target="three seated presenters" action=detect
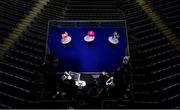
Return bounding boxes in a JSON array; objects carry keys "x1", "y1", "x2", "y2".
[{"x1": 60, "y1": 30, "x2": 120, "y2": 44}]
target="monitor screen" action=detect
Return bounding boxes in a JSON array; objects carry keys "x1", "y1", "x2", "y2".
[{"x1": 45, "y1": 20, "x2": 129, "y2": 74}]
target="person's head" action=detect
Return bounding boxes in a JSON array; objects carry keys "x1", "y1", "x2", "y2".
[
  {"x1": 87, "y1": 30, "x2": 95, "y2": 37},
  {"x1": 61, "y1": 31, "x2": 68, "y2": 39},
  {"x1": 106, "y1": 72, "x2": 112, "y2": 77},
  {"x1": 123, "y1": 56, "x2": 130, "y2": 64},
  {"x1": 113, "y1": 32, "x2": 120, "y2": 39},
  {"x1": 101, "y1": 71, "x2": 112, "y2": 78},
  {"x1": 102, "y1": 71, "x2": 106, "y2": 75}
]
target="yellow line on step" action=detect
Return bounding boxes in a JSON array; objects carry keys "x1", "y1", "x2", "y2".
[
  {"x1": 0, "y1": 0, "x2": 49, "y2": 59},
  {"x1": 136, "y1": 0, "x2": 180, "y2": 51}
]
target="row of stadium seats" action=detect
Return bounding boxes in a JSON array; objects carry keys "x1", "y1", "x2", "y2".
[
  {"x1": 121, "y1": 0, "x2": 180, "y2": 108},
  {"x1": 64, "y1": 0, "x2": 125, "y2": 20},
  {"x1": 8, "y1": 0, "x2": 69, "y2": 108},
  {"x1": 0, "y1": 0, "x2": 37, "y2": 43},
  {"x1": 0, "y1": 0, "x2": 42, "y2": 108},
  {"x1": 147, "y1": 0, "x2": 180, "y2": 36}
]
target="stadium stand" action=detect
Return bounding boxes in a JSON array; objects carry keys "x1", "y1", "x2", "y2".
[
  {"x1": 0, "y1": 0, "x2": 180, "y2": 109},
  {"x1": 120, "y1": 0, "x2": 180, "y2": 108},
  {"x1": 147, "y1": 0, "x2": 180, "y2": 37}
]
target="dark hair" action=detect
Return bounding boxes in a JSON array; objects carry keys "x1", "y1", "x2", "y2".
[{"x1": 61, "y1": 31, "x2": 66, "y2": 35}]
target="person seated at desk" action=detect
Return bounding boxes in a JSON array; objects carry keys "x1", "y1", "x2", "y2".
[
  {"x1": 96, "y1": 71, "x2": 114, "y2": 98},
  {"x1": 53, "y1": 72, "x2": 76, "y2": 99}
]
